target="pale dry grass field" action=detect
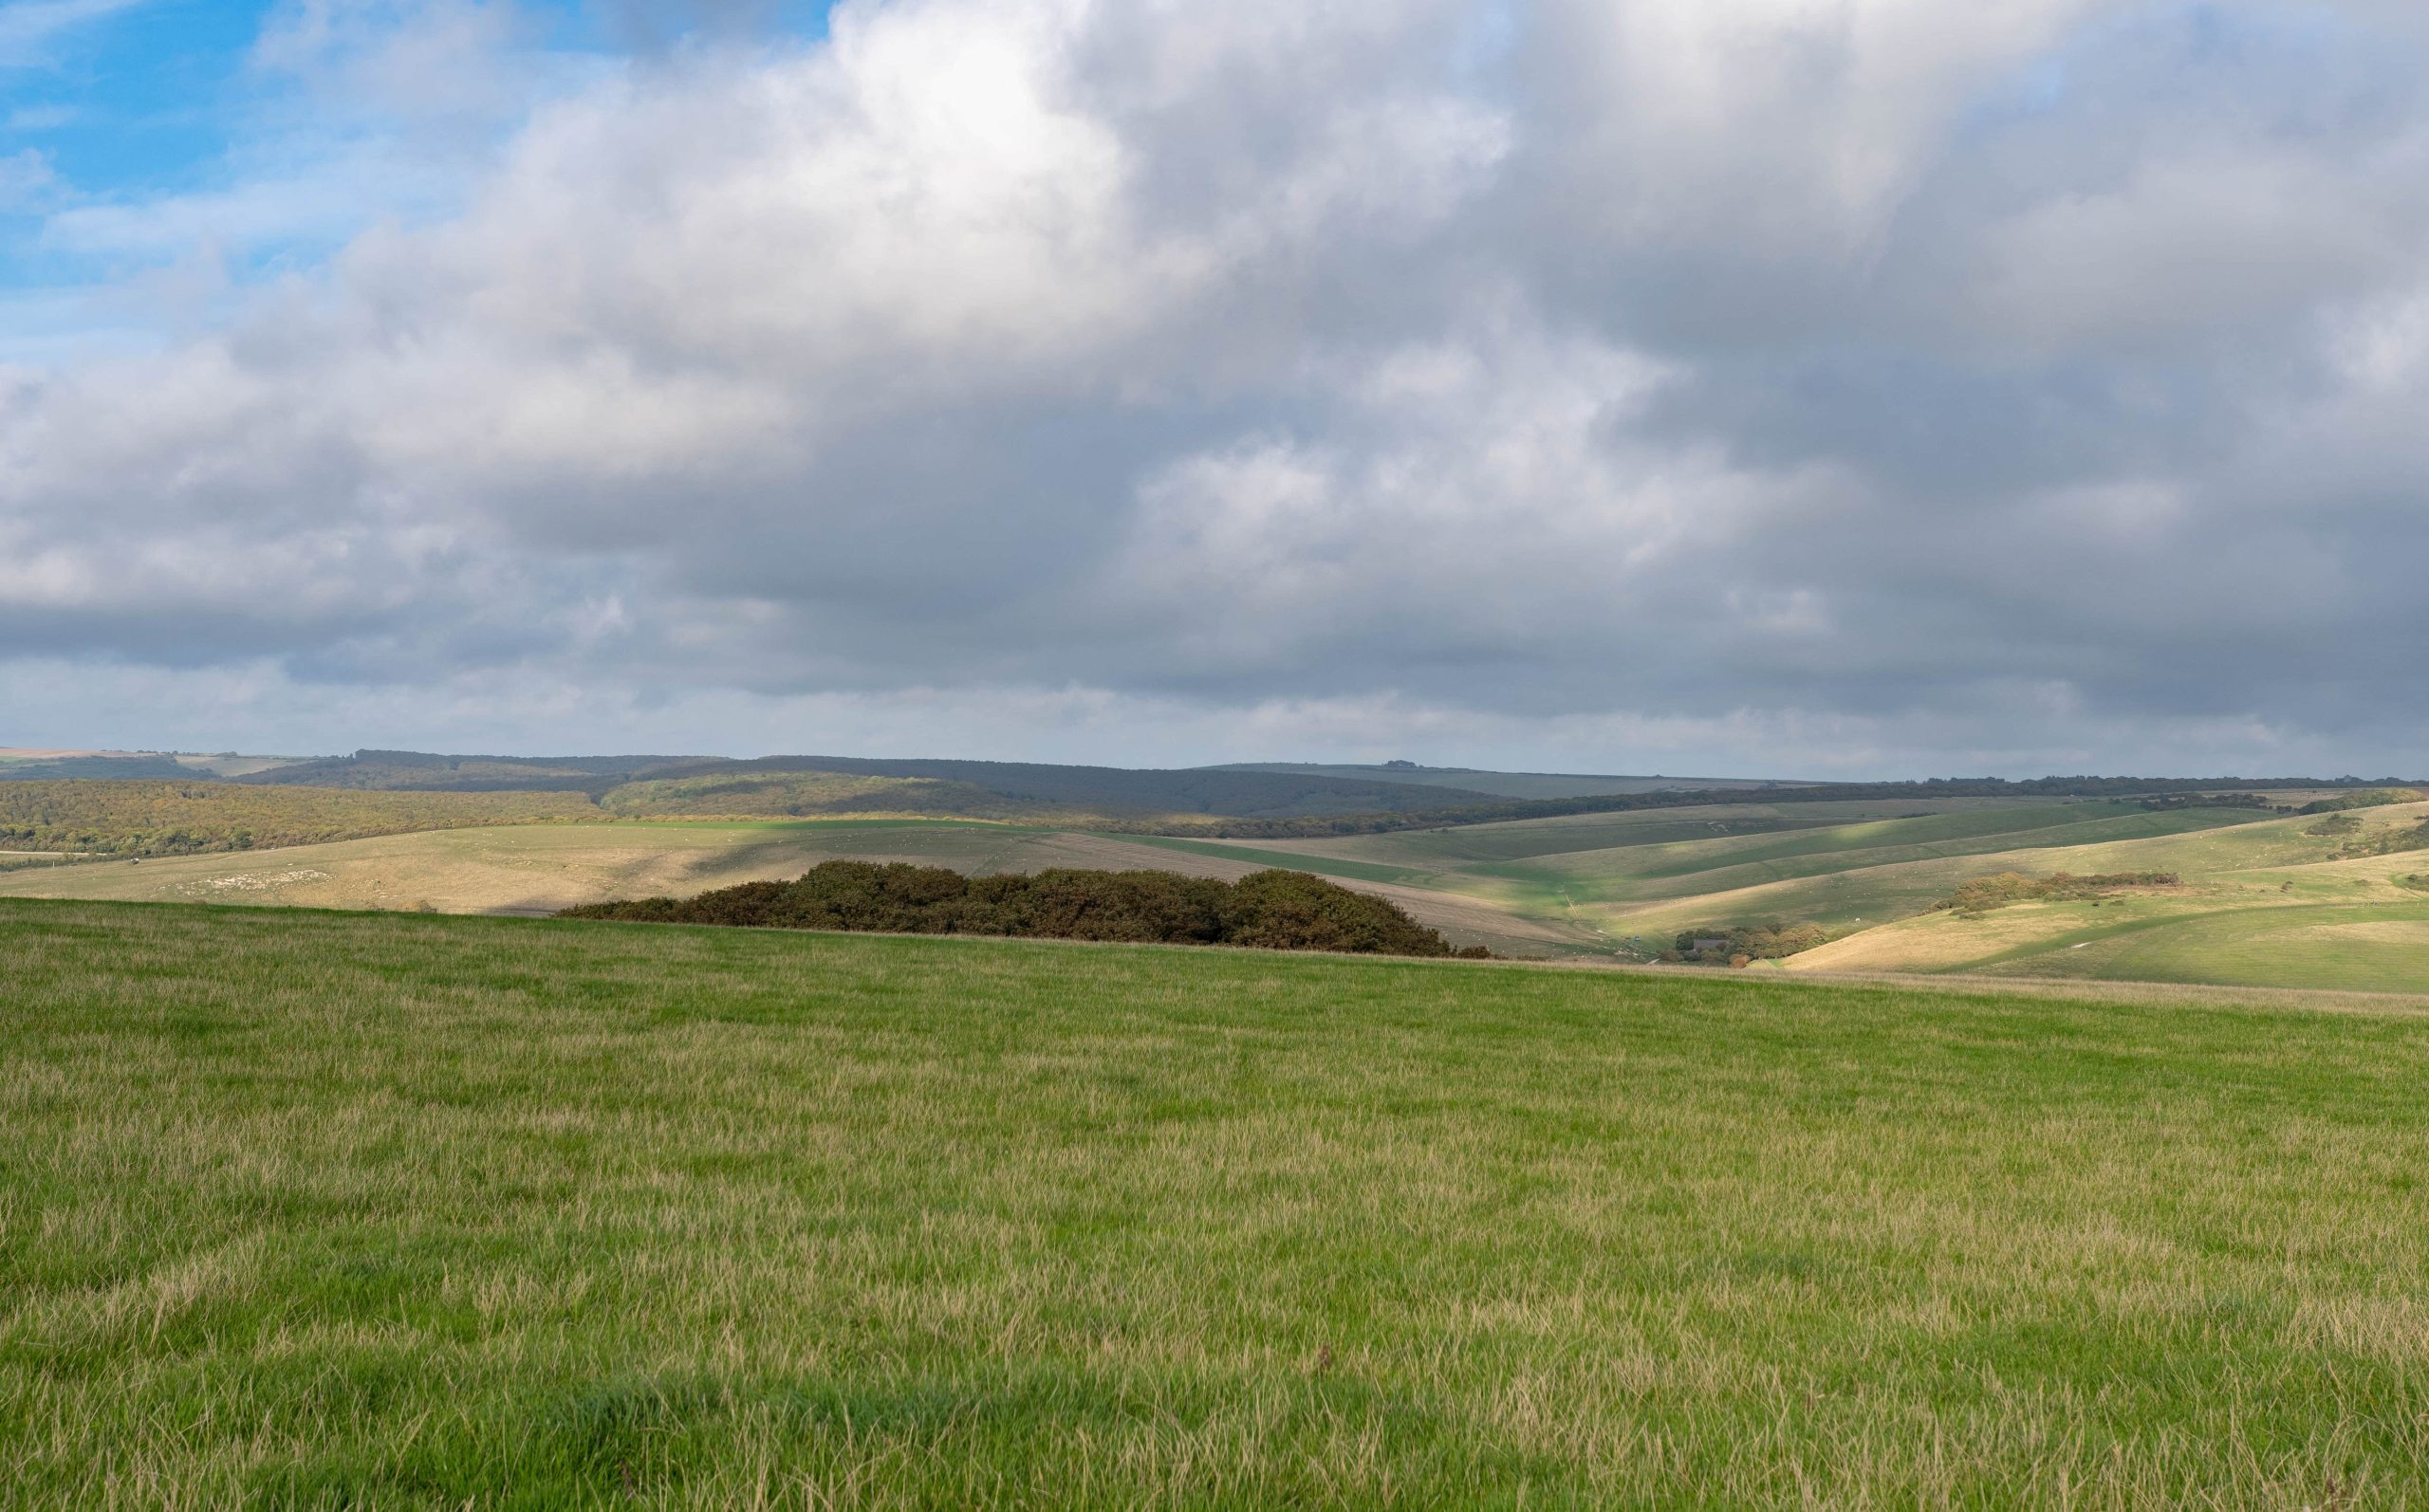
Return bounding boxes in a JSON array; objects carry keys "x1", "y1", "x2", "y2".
[{"x1": 6, "y1": 898, "x2": 2429, "y2": 1506}]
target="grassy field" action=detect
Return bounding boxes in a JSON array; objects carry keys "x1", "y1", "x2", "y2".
[{"x1": 6, "y1": 898, "x2": 2429, "y2": 1506}]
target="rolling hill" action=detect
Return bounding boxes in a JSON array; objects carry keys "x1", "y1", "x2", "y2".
[
  {"x1": 9, "y1": 762, "x2": 2428, "y2": 990},
  {"x1": 234, "y1": 750, "x2": 1510, "y2": 818}
]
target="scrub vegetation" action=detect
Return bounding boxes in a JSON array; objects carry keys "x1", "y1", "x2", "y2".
[
  {"x1": 563, "y1": 859, "x2": 1486, "y2": 957},
  {"x1": 1661, "y1": 921, "x2": 1833, "y2": 964},
  {"x1": 7, "y1": 898, "x2": 2429, "y2": 1507},
  {"x1": 0, "y1": 780, "x2": 598, "y2": 858},
  {"x1": 1931, "y1": 870, "x2": 2181, "y2": 915}
]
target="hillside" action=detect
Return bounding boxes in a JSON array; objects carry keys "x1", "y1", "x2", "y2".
[
  {"x1": 7, "y1": 898, "x2": 2429, "y2": 1506},
  {"x1": 0, "y1": 780, "x2": 599, "y2": 860},
  {"x1": 1782, "y1": 799, "x2": 2429, "y2": 989},
  {"x1": 626, "y1": 755, "x2": 1507, "y2": 818},
  {"x1": 238, "y1": 749, "x2": 697, "y2": 793},
  {"x1": 0, "y1": 747, "x2": 303, "y2": 781}
]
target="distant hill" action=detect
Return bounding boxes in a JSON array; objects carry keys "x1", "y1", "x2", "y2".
[
  {"x1": 629, "y1": 756, "x2": 1502, "y2": 819},
  {"x1": 1206, "y1": 763, "x2": 1795, "y2": 801},
  {"x1": 241, "y1": 750, "x2": 695, "y2": 794},
  {"x1": 0, "y1": 749, "x2": 304, "y2": 782},
  {"x1": 234, "y1": 750, "x2": 1504, "y2": 820}
]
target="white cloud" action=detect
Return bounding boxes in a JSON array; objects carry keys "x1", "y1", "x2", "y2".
[
  {"x1": 7, "y1": 0, "x2": 2429, "y2": 772},
  {"x1": 0, "y1": 0, "x2": 145, "y2": 67}
]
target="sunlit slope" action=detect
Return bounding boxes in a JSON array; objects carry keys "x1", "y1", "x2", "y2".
[
  {"x1": 1243, "y1": 796, "x2": 2080, "y2": 867},
  {"x1": 1497, "y1": 802, "x2": 2256, "y2": 900},
  {"x1": 1121, "y1": 800, "x2": 2114, "y2": 945},
  {"x1": 1345, "y1": 802, "x2": 2267, "y2": 941},
  {"x1": 1789, "y1": 802, "x2": 2429, "y2": 986},
  {"x1": 0, "y1": 820, "x2": 1593, "y2": 956},
  {"x1": 1144, "y1": 798, "x2": 2308, "y2": 961}
]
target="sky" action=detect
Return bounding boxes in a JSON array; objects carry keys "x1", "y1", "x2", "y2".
[{"x1": 3, "y1": 0, "x2": 2428, "y2": 777}]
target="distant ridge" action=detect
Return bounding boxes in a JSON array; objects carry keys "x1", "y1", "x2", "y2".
[
  {"x1": 235, "y1": 750, "x2": 1506, "y2": 819},
  {"x1": 1205, "y1": 763, "x2": 1797, "y2": 801},
  {"x1": 623, "y1": 755, "x2": 1503, "y2": 818}
]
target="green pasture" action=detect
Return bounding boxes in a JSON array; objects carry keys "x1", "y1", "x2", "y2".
[
  {"x1": 9, "y1": 898, "x2": 2429, "y2": 1506},
  {"x1": 1492, "y1": 804, "x2": 2261, "y2": 903},
  {"x1": 1262, "y1": 797, "x2": 2080, "y2": 869},
  {"x1": 1960, "y1": 899, "x2": 2429, "y2": 993}
]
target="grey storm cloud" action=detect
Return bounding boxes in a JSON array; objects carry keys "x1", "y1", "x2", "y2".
[{"x1": 5, "y1": 0, "x2": 2429, "y2": 772}]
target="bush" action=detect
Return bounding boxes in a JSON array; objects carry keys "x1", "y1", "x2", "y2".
[{"x1": 560, "y1": 862, "x2": 1485, "y2": 958}]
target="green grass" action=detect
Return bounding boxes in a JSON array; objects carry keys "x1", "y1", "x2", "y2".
[
  {"x1": 8, "y1": 898, "x2": 2429, "y2": 1506},
  {"x1": 1259, "y1": 798, "x2": 2068, "y2": 869},
  {"x1": 1117, "y1": 833, "x2": 1436, "y2": 886},
  {"x1": 1968, "y1": 901, "x2": 2429, "y2": 992}
]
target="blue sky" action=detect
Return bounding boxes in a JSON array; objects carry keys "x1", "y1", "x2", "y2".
[{"x1": 0, "y1": 0, "x2": 831, "y2": 308}]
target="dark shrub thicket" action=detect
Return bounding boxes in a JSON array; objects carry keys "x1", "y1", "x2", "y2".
[
  {"x1": 2309, "y1": 817, "x2": 2429, "y2": 860},
  {"x1": 2296, "y1": 788, "x2": 2424, "y2": 815},
  {"x1": 1664, "y1": 922, "x2": 1831, "y2": 964},
  {"x1": 560, "y1": 860, "x2": 1489, "y2": 958}
]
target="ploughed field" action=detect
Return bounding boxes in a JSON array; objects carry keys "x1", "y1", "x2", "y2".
[{"x1": 7, "y1": 897, "x2": 2429, "y2": 1506}]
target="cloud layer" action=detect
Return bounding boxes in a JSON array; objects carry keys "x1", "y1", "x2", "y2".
[{"x1": 6, "y1": 0, "x2": 2429, "y2": 774}]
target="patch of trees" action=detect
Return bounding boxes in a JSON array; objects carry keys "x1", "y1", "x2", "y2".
[
  {"x1": 1932, "y1": 872, "x2": 2181, "y2": 916},
  {"x1": 1661, "y1": 922, "x2": 1830, "y2": 965},
  {"x1": 2139, "y1": 793, "x2": 2272, "y2": 811},
  {"x1": 0, "y1": 781, "x2": 599, "y2": 858},
  {"x1": 559, "y1": 860, "x2": 1490, "y2": 958},
  {"x1": 2295, "y1": 788, "x2": 2425, "y2": 815}
]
